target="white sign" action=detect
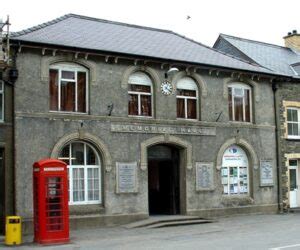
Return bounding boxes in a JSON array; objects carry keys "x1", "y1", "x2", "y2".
[
  {"x1": 222, "y1": 145, "x2": 248, "y2": 167},
  {"x1": 44, "y1": 167, "x2": 64, "y2": 171},
  {"x1": 116, "y1": 162, "x2": 138, "y2": 193}
]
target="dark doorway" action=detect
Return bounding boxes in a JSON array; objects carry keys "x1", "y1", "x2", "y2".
[
  {"x1": 148, "y1": 145, "x2": 180, "y2": 215},
  {"x1": 0, "y1": 149, "x2": 4, "y2": 234}
]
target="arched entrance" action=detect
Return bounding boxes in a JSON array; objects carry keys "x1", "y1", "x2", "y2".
[{"x1": 148, "y1": 144, "x2": 180, "y2": 215}]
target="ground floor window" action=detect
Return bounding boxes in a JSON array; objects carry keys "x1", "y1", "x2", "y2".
[
  {"x1": 58, "y1": 141, "x2": 101, "y2": 205},
  {"x1": 221, "y1": 145, "x2": 249, "y2": 195}
]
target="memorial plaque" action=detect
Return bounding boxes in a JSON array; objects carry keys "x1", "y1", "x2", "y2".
[
  {"x1": 111, "y1": 123, "x2": 216, "y2": 136},
  {"x1": 260, "y1": 160, "x2": 274, "y2": 186},
  {"x1": 116, "y1": 162, "x2": 138, "y2": 193},
  {"x1": 196, "y1": 162, "x2": 214, "y2": 191}
]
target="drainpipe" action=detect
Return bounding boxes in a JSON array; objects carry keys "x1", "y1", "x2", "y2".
[{"x1": 272, "y1": 82, "x2": 283, "y2": 213}]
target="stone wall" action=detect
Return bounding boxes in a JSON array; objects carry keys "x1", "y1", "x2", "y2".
[
  {"x1": 14, "y1": 48, "x2": 278, "y2": 231},
  {"x1": 277, "y1": 83, "x2": 300, "y2": 210}
]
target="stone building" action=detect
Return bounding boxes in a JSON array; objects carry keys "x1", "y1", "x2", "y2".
[
  {"x1": 0, "y1": 20, "x2": 14, "y2": 234},
  {"x1": 214, "y1": 31, "x2": 300, "y2": 211},
  {"x1": 7, "y1": 14, "x2": 287, "y2": 232}
]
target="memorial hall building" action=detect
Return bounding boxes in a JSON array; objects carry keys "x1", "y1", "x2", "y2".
[{"x1": 6, "y1": 14, "x2": 291, "y2": 231}]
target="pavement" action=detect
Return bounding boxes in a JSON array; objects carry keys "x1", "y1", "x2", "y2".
[{"x1": 1, "y1": 213, "x2": 300, "y2": 250}]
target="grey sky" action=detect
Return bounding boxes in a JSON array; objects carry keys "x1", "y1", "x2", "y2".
[{"x1": 2, "y1": 0, "x2": 300, "y2": 47}]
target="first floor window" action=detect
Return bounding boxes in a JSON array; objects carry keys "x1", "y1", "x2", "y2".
[
  {"x1": 128, "y1": 72, "x2": 152, "y2": 117},
  {"x1": 228, "y1": 83, "x2": 251, "y2": 122},
  {"x1": 221, "y1": 145, "x2": 249, "y2": 195},
  {"x1": 287, "y1": 108, "x2": 300, "y2": 138},
  {"x1": 0, "y1": 81, "x2": 3, "y2": 122},
  {"x1": 176, "y1": 77, "x2": 198, "y2": 119},
  {"x1": 58, "y1": 141, "x2": 101, "y2": 205},
  {"x1": 49, "y1": 63, "x2": 88, "y2": 113}
]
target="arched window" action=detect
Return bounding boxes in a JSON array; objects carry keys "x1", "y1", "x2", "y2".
[
  {"x1": 128, "y1": 72, "x2": 152, "y2": 117},
  {"x1": 228, "y1": 83, "x2": 252, "y2": 122},
  {"x1": 58, "y1": 141, "x2": 101, "y2": 205},
  {"x1": 176, "y1": 77, "x2": 198, "y2": 119},
  {"x1": 221, "y1": 145, "x2": 249, "y2": 195},
  {"x1": 49, "y1": 63, "x2": 88, "y2": 113}
]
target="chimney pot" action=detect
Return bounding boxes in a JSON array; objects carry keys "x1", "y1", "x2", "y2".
[
  {"x1": 293, "y1": 30, "x2": 297, "y2": 34},
  {"x1": 288, "y1": 32, "x2": 292, "y2": 36}
]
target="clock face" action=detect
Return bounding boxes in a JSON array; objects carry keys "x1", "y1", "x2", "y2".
[{"x1": 161, "y1": 81, "x2": 173, "y2": 95}]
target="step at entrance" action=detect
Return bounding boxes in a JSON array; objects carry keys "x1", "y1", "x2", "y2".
[{"x1": 124, "y1": 215, "x2": 215, "y2": 229}]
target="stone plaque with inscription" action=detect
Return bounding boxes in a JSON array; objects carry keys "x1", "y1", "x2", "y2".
[
  {"x1": 111, "y1": 123, "x2": 216, "y2": 136},
  {"x1": 260, "y1": 160, "x2": 274, "y2": 186},
  {"x1": 196, "y1": 162, "x2": 214, "y2": 191},
  {"x1": 116, "y1": 162, "x2": 138, "y2": 193}
]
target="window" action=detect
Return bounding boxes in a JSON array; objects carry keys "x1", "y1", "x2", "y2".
[
  {"x1": 58, "y1": 142, "x2": 101, "y2": 205},
  {"x1": 228, "y1": 83, "x2": 251, "y2": 122},
  {"x1": 49, "y1": 63, "x2": 88, "y2": 113},
  {"x1": 128, "y1": 72, "x2": 152, "y2": 117},
  {"x1": 287, "y1": 108, "x2": 300, "y2": 138},
  {"x1": 176, "y1": 77, "x2": 198, "y2": 119},
  {"x1": 221, "y1": 145, "x2": 249, "y2": 195},
  {"x1": 0, "y1": 81, "x2": 3, "y2": 122}
]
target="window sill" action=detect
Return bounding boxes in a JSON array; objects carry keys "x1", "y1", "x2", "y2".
[
  {"x1": 49, "y1": 110, "x2": 89, "y2": 115},
  {"x1": 176, "y1": 118, "x2": 198, "y2": 122},
  {"x1": 286, "y1": 136, "x2": 300, "y2": 140},
  {"x1": 128, "y1": 115, "x2": 153, "y2": 119},
  {"x1": 229, "y1": 121, "x2": 253, "y2": 125}
]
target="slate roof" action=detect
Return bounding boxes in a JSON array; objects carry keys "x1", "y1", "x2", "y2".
[
  {"x1": 10, "y1": 14, "x2": 278, "y2": 76},
  {"x1": 214, "y1": 34, "x2": 300, "y2": 78}
]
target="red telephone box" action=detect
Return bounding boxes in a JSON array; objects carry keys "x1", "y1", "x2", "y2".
[{"x1": 33, "y1": 159, "x2": 69, "y2": 244}]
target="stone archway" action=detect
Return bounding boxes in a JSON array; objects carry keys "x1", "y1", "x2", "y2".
[
  {"x1": 51, "y1": 131, "x2": 112, "y2": 172},
  {"x1": 140, "y1": 135, "x2": 192, "y2": 215}
]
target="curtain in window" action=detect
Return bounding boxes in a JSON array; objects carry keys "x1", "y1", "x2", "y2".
[
  {"x1": 77, "y1": 72, "x2": 86, "y2": 113},
  {"x1": 228, "y1": 88, "x2": 233, "y2": 120},
  {"x1": 187, "y1": 99, "x2": 196, "y2": 119},
  {"x1": 177, "y1": 99, "x2": 185, "y2": 118},
  {"x1": 49, "y1": 69, "x2": 58, "y2": 111},
  {"x1": 88, "y1": 168, "x2": 99, "y2": 201},
  {"x1": 244, "y1": 89, "x2": 250, "y2": 122},
  {"x1": 0, "y1": 91, "x2": 2, "y2": 121},
  {"x1": 141, "y1": 95, "x2": 151, "y2": 116},
  {"x1": 234, "y1": 96, "x2": 243, "y2": 121},
  {"x1": 61, "y1": 81, "x2": 75, "y2": 112},
  {"x1": 73, "y1": 168, "x2": 84, "y2": 202},
  {"x1": 128, "y1": 94, "x2": 138, "y2": 115}
]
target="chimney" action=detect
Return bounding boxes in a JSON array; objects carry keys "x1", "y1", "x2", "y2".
[{"x1": 284, "y1": 30, "x2": 300, "y2": 51}]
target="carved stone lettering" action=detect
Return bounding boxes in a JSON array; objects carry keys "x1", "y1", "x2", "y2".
[{"x1": 111, "y1": 123, "x2": 216, "y2": 136}]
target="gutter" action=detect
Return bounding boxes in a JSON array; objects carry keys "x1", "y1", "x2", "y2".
[{"x1": 272, "y1": 82, "x2": 283, "y2": 213}]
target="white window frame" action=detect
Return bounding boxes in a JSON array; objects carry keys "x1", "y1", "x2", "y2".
[
  {"x1": 228, "y1": 83, "x2": 252, "y2": 123},
  {"x1": 176, "y1": 77, "x2": 198, "y2": 120},
  {"x1": 287, "y1": 107, "x2": 300, "y2": 139},
  {"x1": 0, "y1": 80, "x2": 3, "y2": 122},
  {"x1": 50, "y1": 63, "x2": 89, "y2": 113},
  {"x1": 128, "y1": 72, "x2": 153, "y2": 117},
  {"x1": 59, "y1": 141, "x2": 101, "y2": 205}
]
